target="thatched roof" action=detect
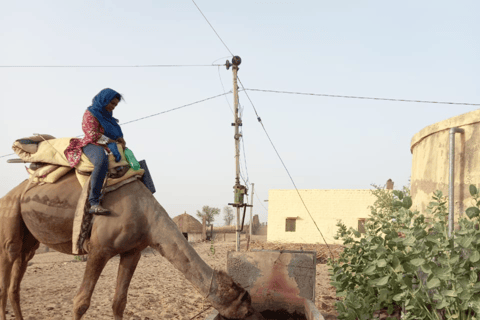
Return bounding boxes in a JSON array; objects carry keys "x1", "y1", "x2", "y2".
[{"x1": 172, "y1": 212, "x2": 203, "y2": 233}]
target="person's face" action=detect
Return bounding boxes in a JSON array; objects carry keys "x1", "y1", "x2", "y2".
[{"x1": 105, "y1": 98, "x2": 120, "y2": 112}]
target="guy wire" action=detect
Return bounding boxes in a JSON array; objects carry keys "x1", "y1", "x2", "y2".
[{"x1": 238, "y1": 77, "x2": 336, "y2": 261}]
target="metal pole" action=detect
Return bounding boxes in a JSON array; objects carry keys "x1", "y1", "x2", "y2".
[
  {"x1": 249, "y1": 183, "x2": 255, "y2": 238},
  {"x1": 448, "y1": 127, "x2": 465, "y2": 238},
  {"x1": 232, "y1": 64, "x2": 241, "y2": 252}
]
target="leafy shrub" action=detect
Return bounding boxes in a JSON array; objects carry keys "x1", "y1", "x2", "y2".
[{"x1": 329, "y1": 185, "x2": 480, "y2": 320}]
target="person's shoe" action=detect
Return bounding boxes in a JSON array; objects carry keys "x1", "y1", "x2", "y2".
[{"x1": 89, "y1": 204, "x2": 110, "y2": 215}]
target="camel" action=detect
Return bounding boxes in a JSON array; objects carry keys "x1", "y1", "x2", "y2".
[{"x1": 0, "y1": 171, "x2": 265, "y2": 320}]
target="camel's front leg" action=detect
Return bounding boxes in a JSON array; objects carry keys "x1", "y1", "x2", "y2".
[
  {"x1": 72, "y1": 250, "x2": 112, "y2": 320},
  {"x1": 112, "y1": 250, "x2": 141, "y2": 320}
]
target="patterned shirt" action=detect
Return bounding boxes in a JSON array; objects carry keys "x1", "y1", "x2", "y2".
[{"x1": 64, "y1": 110, "x2": 110, "y2": 167}]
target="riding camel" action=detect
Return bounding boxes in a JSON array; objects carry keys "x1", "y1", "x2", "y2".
[{"x1": 0, "y1": 171, "x2": 264, "y2": 320}]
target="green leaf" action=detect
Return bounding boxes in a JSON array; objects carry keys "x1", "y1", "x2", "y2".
[
  {"x1": 393, "y1": 190, "x2": 404, "y2": 200},
  {"x1": 427, "y1": 277, "x2": 441, "y2": 289},
  {"x1": 378, "y1": 289, "x2": 389, "y2": 302},
  {"x1": 364, "y1": 265, "x2": 376, "y2": 275},
  {"x1": 410, "y1": 258, "x2": 425, "y2": 266},
  {"x1": 370, "y1": 275, "x2": 390, "y2": 287},
  {"x1": 470, "y1": 185, "x2": 478, "y2": 197},
  {"x1": 420, "y1": 263, "x2": 432, "y2": 274},
  {"x1": 470, "y1": 250, "x2": 480, "y2": 263},
  {"x1": 466, "y1": 207, "x2": 480, "y2": 219},
  {"x1": 436, "y1": 299, "x2": 449, "y2": 309},
  {"x1": 392, "y1": 292, "x2": 405, "y2": 301},
  {"x1": 377, "y1": 259, "x2": 387, "y2": 268},
  {"x1": 442, "y1": 289, "x2": 457, "y2": 297},
  {"x1": 403, "y1": 197, "x2": 413, "y2": 209},
  {"x1": 402, "y1": 236, "x2": 416, "y2": 246}
]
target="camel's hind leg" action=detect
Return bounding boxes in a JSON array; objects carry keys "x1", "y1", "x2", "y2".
[
  {"x1": 0, "y1": 255, "x2": 14, "y2": 320},
  {"x1": 112, "y1": 250, "x2": 141, "y2": 320},
  {"x1": 8, "y1": 230, "x2": 39, "y2": 320},
  {"x1": 0, "y1": 188, "x2": 26, "y2": 320},
  {"x1": 72, "y1": 249, "x2": 114, "y2": 320}
]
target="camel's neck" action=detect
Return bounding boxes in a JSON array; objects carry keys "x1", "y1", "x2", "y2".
[
  {"x1": 147, "y1": 201, "x2": 214, "y2": 295},
  {"x1": 146, "y1": 200, "x2": 253, "y2": 319}
]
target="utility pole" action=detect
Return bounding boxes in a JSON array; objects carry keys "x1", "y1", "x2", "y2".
[
  {"x1": 226, "y1": 56, "x2": 250, "y2": 252},
  {"x1": 249, "y1": 183, "x2": 255, "y2": 238}
]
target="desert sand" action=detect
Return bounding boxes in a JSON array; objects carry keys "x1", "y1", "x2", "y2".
[{"x1": 4, "y1": 236, "x2": 340, "y2": 320}]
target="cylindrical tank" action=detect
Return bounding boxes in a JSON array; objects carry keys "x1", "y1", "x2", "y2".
[{"x1": 411, "y1": 109, "x2": 480, "y2": 218}]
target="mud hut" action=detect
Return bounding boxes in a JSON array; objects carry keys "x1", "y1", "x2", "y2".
[{"x1": 172, "y1": 212, "x2": 204, "y2": 241}]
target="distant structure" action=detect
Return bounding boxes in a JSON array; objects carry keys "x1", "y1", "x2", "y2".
[
  {"x1": 386, "y1": 179, "x2": 394, "y2": 190},
  {"x1": 172, "y1": 212, "x2": 204, "y2": 241},
  {"x1": 267, "y1": 189, "x2": 376, "y2": 244}
]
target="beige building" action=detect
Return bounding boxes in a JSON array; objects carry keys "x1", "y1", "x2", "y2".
[
  {"x1": 411, "y1": 109, "x2": 480, "y2": 218},
  {"x1": 267, "y1": 189, "x2": 377, "y2": 244}
]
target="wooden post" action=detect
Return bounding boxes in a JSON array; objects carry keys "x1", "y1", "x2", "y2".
[{"x1": 202, "y1": 216, "x2": 207, "y2": 241}]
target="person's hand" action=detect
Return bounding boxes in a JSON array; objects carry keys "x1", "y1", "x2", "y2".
[
  {"x1": 107, "y1": 142, "x2": 122, "y2": 162},
  {"x1": 116, "y1": 137, "x2": 126, "y2": 150}
]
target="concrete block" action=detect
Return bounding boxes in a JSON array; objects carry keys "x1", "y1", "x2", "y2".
[{"x1": 227, "y1": 250, "x2": 316, "y2": 314}]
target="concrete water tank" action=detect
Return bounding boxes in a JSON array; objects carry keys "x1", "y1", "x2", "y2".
[{"x1": 410, "y1": 109, "x2": 480, "y2": 218}]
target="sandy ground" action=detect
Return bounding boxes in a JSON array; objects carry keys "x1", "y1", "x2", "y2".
[{"x1": 4, "y1": 236, "x2": 340, "y2": 320}]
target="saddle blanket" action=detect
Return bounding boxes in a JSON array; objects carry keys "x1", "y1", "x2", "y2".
[
  {"x1": 13, "y1": 135, "x2": 144, "y2": 187},
  {"x1": 13, "y1": 135, "x2": 129, "y2": 172}
]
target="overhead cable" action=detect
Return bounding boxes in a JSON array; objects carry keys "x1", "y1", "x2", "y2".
[
  {"x1": 0, "y1": 64, "x2": 224, "y2": 68},
  {"x1": 238, "y1": 77, "x2": 336, "y2": 260},
  {"x1": 191, "y1": 0, "x2": 233, "y2": 56},
  {"x1": 246, "y1": 88, "x2": 480, "y2": 106},
  {"x1": 120, "y1": 91, "x2": 232, "y2": 126}
]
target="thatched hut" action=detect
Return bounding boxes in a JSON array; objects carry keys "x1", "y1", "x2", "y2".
[{"x1": 172, "y1": 212, "x2": 204, "y2": 241}]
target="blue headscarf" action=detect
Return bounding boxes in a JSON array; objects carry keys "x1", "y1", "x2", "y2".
[{"x1": 87, "y1": 88, "x2": 124, "y2": 140}]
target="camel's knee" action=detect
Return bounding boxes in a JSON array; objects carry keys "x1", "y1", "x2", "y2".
[{"x1": 3, "y1": 242, "x2": 22, "y2": 262}]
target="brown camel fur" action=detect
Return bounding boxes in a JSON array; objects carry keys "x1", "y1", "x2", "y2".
[{"x1": 0, "y1": 171, "x2": 264, "y2": 320}]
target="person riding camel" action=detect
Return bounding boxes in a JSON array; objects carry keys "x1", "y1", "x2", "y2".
[{"x1": 64, "y1": 88, "x2": 126, "y2": 215}]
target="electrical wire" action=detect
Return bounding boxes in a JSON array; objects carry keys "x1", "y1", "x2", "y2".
[
  {"x1": 217, "y1": 66, "x2": 234, "y2": 115},
  {"x1": 0, "y1": 91, "x2": 232, "y2": 160},
  {"x1": 245, "y1": 88, "x2": 480, "y2": 106},
  {"x1": 255, "y1": 192, "x2": 269, "y2": 213},
  {"x1": 191, "y1": 0, "x2": 233, "y2": 56},
  {"x1": 238, "y1": 77, "x2": 336, "y2": 260},
  {"x1": 119, "y1": 91, "x2": 231, "y2": 126},
  {"x1": 0, "y1": 64, "x2": 224, "y2": 68}
]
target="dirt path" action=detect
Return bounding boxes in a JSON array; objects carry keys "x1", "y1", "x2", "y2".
[{"x1": 5, "y1": 239, "x2": 339, "y2": 320}]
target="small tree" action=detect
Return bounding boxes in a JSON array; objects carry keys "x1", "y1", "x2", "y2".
[
  {"x1": 223, "y1": 205, "x2": 234, "y2": 226},
  {"x1": 196, "y1": 205, "x2": 220, "y2": 226}
]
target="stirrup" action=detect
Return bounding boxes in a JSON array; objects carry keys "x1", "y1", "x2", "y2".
[{"x1": 89, "y1": 205, "x2": 110, "y2": 216}]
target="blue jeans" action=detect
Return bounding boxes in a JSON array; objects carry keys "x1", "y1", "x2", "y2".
[{"x1": 82, "y1": 144, "x2": 108, "y2": 206}]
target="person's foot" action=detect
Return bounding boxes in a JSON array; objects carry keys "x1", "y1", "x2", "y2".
[{"x1": 89, "y1": 204, "x2": 110, "y2": 215}]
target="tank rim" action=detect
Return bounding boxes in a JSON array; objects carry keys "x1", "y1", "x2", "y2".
[{"x1": 410, "y1": 109, "x2": 480, "y2": 154}]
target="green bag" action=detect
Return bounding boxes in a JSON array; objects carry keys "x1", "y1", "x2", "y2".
[{"x1": 124, "y1": 148, "x2": 141, "y2": 171}]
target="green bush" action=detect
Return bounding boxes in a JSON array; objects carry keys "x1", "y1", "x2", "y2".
[{"x1": 329, "y1": 185, "x2": 480, "y2": 320}]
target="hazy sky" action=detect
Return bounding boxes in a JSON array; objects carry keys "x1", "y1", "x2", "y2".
[{"x1": 1, "y1": 1, "x2": 479, "y2": 226}]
